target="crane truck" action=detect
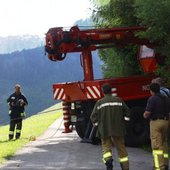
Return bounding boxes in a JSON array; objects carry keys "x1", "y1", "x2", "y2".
[{"x1": 45, "y1": 26, "x2": 160, "y2": 146}]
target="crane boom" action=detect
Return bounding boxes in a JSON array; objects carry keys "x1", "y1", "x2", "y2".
[
  {"x1": 45, "y1": 26, "x2": 153, "y2": 62},
  {"x1": 45, "y1": 26, "x2": 154, "y2": 81}
]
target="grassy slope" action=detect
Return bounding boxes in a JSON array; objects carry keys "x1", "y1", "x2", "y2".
[{"x1": 0, "y1": 103, "x2": 62, "y2": 163}]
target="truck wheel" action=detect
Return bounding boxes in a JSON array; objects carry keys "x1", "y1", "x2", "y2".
[
  {"x1": 89, "y1": 126, "x2": 100, "y2": 145},
  {"x1": 125, "y1": 107, "x2": 150, "y2": 147},
  {"x1": 75, "y1": 120, "x2": 100, "y2": 145},
  {"x1": 75, "y1": 122, "x2": 86, "y2": 139}
]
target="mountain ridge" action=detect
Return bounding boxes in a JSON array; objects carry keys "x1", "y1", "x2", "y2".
[
  {"x1": 0, "y1": 47, "x2": 102, "y2": 124},
  {"x1": 0, "y1": 35, "x2": 44, "y2": 54}
]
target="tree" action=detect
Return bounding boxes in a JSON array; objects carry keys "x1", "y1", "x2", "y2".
[
  {"x1": 135, "y1": 0, "x2": 170, "y2": 82},
  {"x1": 92, "y1": 0, "x2": 170, "y2": 82},
  {"x1": 91, "y1": 0, "x2": 142, "y2": 78}
]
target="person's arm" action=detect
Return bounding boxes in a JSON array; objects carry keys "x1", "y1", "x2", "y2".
[
  {"x1": 22, "y1": 94, "x2": 28, "y2": 106},
  {"x1": 90, "y1": 101, "x2": 99, "y2": 126},
  {"x1": 121, "y1": 99, "x2": 130, "y2": 121},
  {"x1": 143, "y1": 97, "x2": 153, "y2": 119},
  {"x1": 7, "y1": 95, "x2": 11, "y2": 104},
  {"x1": 160, "y1": 87, "x2": 170, "y2": 97},
  {"x1": 7, "y1": 95, "x2": 14, "y2": 107},
  {"x1": 166, "y1": 97, "x2": 170, "y2": 118},
  {"x1": 143, "y1": 111, "x2": 151, "y2": 118}
]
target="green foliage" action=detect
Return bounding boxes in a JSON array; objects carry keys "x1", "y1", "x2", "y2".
[
  {"x1": 92, "y1": 0, "x2": 141, "y2": 78},
  {"x1": 74, "y1": 18, "x2": 93, "y2": 27},
  {"x1": 135, "y1": 0, "x2": 170, "y2": 41},
  {"x1": 92, "y1": 0, "x2": 170, "y2": 82},
  {"x1": 93, "y1": 0, "x2": 137, "y2": 27},
  {"x1": 100, "y1": 46, "x2": 141, "y2": 78},
  {"x1": 135, "y1": 0, "x2": 170, "y2": 82},
  {"x1": 92, "y1": 0, "x2": 110, "y2": 6},
  {"x1": 0, "y1": 103, "x2": 62, "y2": 163}
]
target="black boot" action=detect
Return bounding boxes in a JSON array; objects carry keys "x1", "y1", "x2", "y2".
[
  {"x1": 15, "y1": 133, "x2": 20, "y2": 140},
  {"x1": 120, "y1": 163, "x2": 129, "y2": 170},
  {"x1": 9, "y1": 135, "x2": 13, "y2": 141},
  {"x1": 165, "y1": 165, "x2": 169, "y2": 170},
  {"x1": 105, "y1": 158, "x2": 113, "y2": 170}
]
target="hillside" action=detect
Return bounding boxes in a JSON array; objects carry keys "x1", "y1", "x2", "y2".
[
  {"x1": 0, "y1": 35, "x2": 43, "y2": 54},
  {"x1": 0, "y1": 47, "x2": 102, "y2": 124},
  {"x1": 0, "y1": 18, "x2": 92, "y2": 55}
]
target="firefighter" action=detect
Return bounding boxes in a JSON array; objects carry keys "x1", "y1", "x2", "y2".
[
  {"x1": 151, "y1": 77, "x2": 170, "y2": 169},
  {"x1": 152, "y1": 77, "x2": 170, "y2": 97},
  {"x1": 7, "y1": 84, "x2": 28, "y2": 140},
  {"x1": 90, "y1": 84, "x2": 130, "y2": 170},
  {"x1": 144, "y1": 83, "x2": 170, "y2": 170}
]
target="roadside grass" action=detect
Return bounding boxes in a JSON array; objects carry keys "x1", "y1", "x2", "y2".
[{"x1": 0, "y1": 103, "x2": 62, "y2": 163}]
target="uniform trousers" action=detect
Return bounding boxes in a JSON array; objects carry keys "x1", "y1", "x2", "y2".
[
  {"x1": 101, "y1": 136, "x2": 129, "y2": 170},
  {"x1": 150, "y1": 119, "x2": 169, "y2": 170},
  {"x1": 9, "y1": 118, "x2": 22, "y2": 140}
]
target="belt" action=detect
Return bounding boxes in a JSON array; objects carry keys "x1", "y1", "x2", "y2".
[{"x1": 150, "y1": 117, "x2": 169, "y2": 121}]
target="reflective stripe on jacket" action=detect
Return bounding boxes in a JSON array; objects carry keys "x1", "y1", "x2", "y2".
[{"x1": 90, "y1": 94, "x2": 130, "y2": 138}]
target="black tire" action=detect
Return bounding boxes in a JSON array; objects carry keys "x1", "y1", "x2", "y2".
[
  {"x1": 125, "y1": 107, "x2": 150, "y2": 147},
  {"x1": 75, "y1": 118, "x2": 100, "y2": 145},
  {"x1": 89, "y1": 126, "x2": 100, "y2": 145},
  {"x1": 75, "y1": 117, "x2": 86, "y2": 139}
]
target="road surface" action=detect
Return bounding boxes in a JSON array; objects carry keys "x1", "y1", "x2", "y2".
[{"x1": 0, "y1": 118, "x2": 156, "y2": 170}]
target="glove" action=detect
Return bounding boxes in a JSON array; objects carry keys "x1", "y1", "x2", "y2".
[
  {"x1": 124, "y1": 116, "x2": 130, "y2": 121},
  {"x1": 19, "y1": 99, "x2": 25, "y2": 107},
  {"x1": 9, "y1": 110, "x2": 12, "y2": 115},
  {"x1": 21, "y1": 112, "x2": 26, "y2": 118},
  {"x1": 93, "y1": 122, "x2": 98, "y2": 126},
  {"x1": 10, "y1": 102, "x2": 15, "y2": 106}
]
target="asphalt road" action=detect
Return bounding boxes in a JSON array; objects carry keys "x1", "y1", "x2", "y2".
[{"x1": 0, "y1": 118, "x2": 157, "y2": 170}]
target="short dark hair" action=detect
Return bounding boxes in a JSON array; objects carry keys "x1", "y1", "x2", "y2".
[
  {"x1": 102, "y1": 83, "x2": 112, "y2": 94},
  {"x1": 150, "y1": 83, "x2": 160, "y2": 93}
]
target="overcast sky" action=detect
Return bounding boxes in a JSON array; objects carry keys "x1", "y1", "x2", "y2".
[{"x1": 0, "y1": 0, "x2": 92, "y2": 36}]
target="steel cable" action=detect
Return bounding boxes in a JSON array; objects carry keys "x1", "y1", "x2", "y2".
[{"x1": 0, "y1": 107, "x2": 64, "y2": 141}]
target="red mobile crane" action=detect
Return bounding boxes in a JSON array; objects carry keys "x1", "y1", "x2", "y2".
[{"x1": 45, "y1": 26, "x2": 159, "y2": 146}]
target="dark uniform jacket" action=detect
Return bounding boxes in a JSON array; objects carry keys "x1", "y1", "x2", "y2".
[
  {"x1": 7, "y1": 92, "x2": 28, "y2": 119},
  {"x1": 145, "y1": 93, "x2": 170, "y2": 120},
  {"x1": 90, "y1": 94, "x2": 130, "y2": 139}
]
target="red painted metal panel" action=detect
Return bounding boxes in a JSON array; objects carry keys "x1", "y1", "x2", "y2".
[
  {"x1": 53, "y1": 75, "x2": 154, "y2": 102},
  {"x1": 140, "y1": 58, "x2": 157, "y2": 74}
]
